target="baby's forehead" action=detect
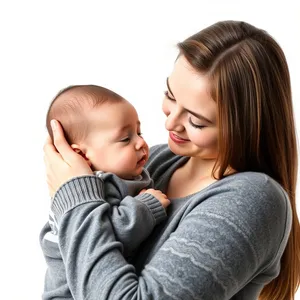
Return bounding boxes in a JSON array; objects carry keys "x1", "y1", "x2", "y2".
[{"x1": 87, "y1": 101, "x2": 140, "y2": 129}]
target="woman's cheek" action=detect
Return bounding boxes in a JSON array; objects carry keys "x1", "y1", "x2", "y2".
[{"x1": 190, "y1": 129, "x2": 218, "y2": 148}]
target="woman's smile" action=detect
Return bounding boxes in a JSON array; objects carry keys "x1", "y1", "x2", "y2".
[{"x1": 169, "y1": 132, "x2": 190, "y2": 144}]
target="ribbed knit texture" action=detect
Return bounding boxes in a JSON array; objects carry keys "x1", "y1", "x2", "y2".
[
  {"x1": 52, "y1": 175, "x2": 105, "y2": 217},
  {"x1": 41, "y1": 169, "x2": 167, "y2": 299},
  {"x1": 134, "y1": 193, "x2": 167, "y2": 224},
  {"x1": 41, "y1": 144, "x2": 292, "y2": 300}
]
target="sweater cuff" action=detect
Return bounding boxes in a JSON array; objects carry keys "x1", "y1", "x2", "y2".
[
  {"x1": 51, "y1": 175, "x2": 105, "y2": 219},
  {"x1": 134, "y1": 193, "x2": 167, "y2": 224}
]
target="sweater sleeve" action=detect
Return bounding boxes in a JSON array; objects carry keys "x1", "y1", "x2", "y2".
[
  {"x1": 39, "y1": 222, "x2": 73, "y2": 300},
  {"x1": 52, "y1": 173, "x2": 167, "y2": 257},
  {"x1": 109, "y1": 193, "x2": 167, "y2": 257},
  {"x1": 52, "y1": 174, "x2": 291, "y2": 300}
]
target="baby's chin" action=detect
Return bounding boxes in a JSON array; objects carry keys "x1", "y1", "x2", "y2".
[{"x1": 91, "y1": 164, "x2": 145, "y2": 180}]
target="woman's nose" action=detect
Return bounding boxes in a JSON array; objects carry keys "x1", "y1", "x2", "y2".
[{"x1": 165, "y1": 109, "x2": 184, "y2": 132}]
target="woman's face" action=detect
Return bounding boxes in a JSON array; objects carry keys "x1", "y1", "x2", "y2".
[{"x1": 162, "y1": 55, "x2": 218, "y2": 159}]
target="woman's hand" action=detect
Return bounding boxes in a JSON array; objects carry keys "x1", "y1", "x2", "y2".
[{"x1": 44, "y1": 120, "x2": 93, "y2": 197}]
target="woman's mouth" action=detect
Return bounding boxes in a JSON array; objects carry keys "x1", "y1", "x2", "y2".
[{"x1": 169, "y1": 132, "x2": 190, "y2": 144}]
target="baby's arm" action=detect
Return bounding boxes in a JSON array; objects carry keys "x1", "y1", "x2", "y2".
[
  {"x1": 109, "y1": 189, "x2": 169, "y2": 257},
  {"x1": 99, "y1": 171, "x2": 170, "y2": 257}
]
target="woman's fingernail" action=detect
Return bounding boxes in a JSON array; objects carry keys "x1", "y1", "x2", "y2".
[{"x1": 51, "y1": 120, "x2": 57, "y2": 130}]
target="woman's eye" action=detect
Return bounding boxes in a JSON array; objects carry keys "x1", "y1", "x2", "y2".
[
  {"x1": 189, "y1": 117, "x2": 206, "y2": 129},
  {"x1": 164, "y1": 91, "x2": 175, "y2": 101}
]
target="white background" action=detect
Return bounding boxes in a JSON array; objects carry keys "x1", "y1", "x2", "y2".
[{"x1": 0, "y1": 1, "x2": 299, "y2": 299}]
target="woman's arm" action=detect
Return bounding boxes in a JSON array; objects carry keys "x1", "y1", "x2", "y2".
[
  {"x1": 53, "y1": 174, "x2": 291, "y2": 300},
  {"x1": 40, "y1": 223, "x2": 73, "y2": 300}
]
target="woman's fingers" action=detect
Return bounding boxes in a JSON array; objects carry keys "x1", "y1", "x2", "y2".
[
  {"x1": 43, "y1": 135, "x2": 56, "y2": 153},
  {"x1": 44, "y1": 135, "x2": 63, "y2": 162},
  {"x1": 50, "y1": 119, "x2": 77, "y2": 165},
  {"x1": 43, "y1": 120, "x2": 94, "y2": 196}
]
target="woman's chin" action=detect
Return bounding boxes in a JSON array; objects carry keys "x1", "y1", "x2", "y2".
[{"x1": 168, "y1": 139, "x2": 188, "y2": 156}]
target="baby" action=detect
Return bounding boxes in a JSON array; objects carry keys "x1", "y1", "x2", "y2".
[{"x1": 40, "y1": 84, "x2": 169, "y2": 300}]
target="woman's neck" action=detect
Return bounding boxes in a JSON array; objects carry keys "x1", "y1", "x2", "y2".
[
  {"x1": 166, "y1": 157, "x2": 218, "y2": 199},
  {"x1": 183, "y1": 157, "x2": 217, "y2": 179}
]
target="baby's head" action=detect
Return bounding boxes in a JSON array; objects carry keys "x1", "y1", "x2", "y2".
[{"x1": 46, "y1": 85, "x2": 149, "y2": 179}]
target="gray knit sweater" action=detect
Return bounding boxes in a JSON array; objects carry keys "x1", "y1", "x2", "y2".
[
  {"x1": 41, "y1": 144, "x2": 292, "y2": 300},
  {"x1": 40, "y1": 169, "x2": 167, "y2": 299}
]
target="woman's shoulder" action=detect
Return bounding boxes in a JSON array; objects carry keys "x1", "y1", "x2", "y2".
[
  {"x1": 192, "y1": 171, "x2": 292, "y2": 262},
  {"x1": 208, "y1": 171, "x2": 291, "y2": 216},
  {"x1": 222, "y1": 171, "x2": 289, "y2": 203},
  {"x1": 222, "y1": 171, "x2": 283, "y2": 189},
  {"x1": 173, "y1": 172, "x2": 292, "y2": 293}
]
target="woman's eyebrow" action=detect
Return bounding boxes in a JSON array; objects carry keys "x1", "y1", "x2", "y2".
[{"x1": 166, "y1": 77, "x2": 212, "y2": 124}]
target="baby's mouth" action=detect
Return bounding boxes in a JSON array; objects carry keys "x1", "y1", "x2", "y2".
[{"x1": 137, "y1": 154, "x2": 147, "y2": 166}]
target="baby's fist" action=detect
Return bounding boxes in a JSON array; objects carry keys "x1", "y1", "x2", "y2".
[{"x1": 140, "y1": 188, "x2": 170, "y2": 208}]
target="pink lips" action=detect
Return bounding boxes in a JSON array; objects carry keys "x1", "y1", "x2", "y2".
[
  {"x1": 137, "y1": 154, "x2": 147, "y2": 167},
  {"x1": 169, "y1": 132, "x2": 190, "y2": 144}
]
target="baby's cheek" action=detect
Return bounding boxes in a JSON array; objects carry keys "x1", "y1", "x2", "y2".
[
  {"x1": 89, "y1": 150, "x2": 111, "y2": 171},
  {"x1": 117, "y1": 151, "x2": 135, "y2": 168}
]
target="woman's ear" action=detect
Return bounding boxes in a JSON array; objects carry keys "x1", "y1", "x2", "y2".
[{"x1": 70, "y1": 144, "x2": 92, "y2": 167}]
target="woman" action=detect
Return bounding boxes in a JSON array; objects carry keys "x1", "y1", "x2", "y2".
[{"x1": 42, "y1": 20, "x2": 300, "y2": 299}]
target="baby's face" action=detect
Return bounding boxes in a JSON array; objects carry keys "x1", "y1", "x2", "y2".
[{"x1": 82, "y1": 101, "x2": 149, "y2": 179}]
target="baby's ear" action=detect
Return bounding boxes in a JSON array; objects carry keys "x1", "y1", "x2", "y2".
[
  {"x1": 70, "y1": 144, "x2": 92, "y2": 166},
  {"x1": 71, "y1": 144, "x2": 83, "y2": 154}
]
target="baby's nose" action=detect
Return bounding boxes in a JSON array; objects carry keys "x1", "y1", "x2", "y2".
[{"x1": 136, "y1": 136, "x2": 145, "y2": 149}]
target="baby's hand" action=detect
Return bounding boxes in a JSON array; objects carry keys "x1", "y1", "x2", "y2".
[{"x1": 139, "y1": 188, "x2": 170, "y2": 208}]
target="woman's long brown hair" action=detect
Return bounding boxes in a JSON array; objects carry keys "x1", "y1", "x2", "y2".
[{"x1": 178, "y1": 20, "x2": 300, "y2": 299}]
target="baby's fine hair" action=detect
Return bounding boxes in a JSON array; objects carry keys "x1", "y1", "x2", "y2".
[{"x1": 46, "y1": 85, "x2": 125, "y2": 144}]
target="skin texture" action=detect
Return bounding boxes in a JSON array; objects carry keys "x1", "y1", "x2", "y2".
[
  {"x1": 44, "y1": 56, "x2": 220, "y2": 197},
  {"x1": 72, "y1": 101, "x2": 149, "y2": 179},
  {"x1": 162, "y1": 56, "x2": 220, "y2": 198},
  {"x1": 163, "y1": 56, "x2": 218, "y2": 161}
]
